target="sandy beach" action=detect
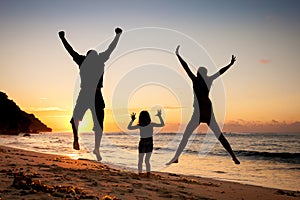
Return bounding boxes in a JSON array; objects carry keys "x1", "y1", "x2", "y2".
[{"x1": 0, "y1": 145, "x2": 299, "y2": 200}]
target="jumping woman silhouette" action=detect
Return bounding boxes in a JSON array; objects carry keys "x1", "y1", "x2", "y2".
[{"x1": 167, "y1": 45, "x2": 240, "y2": 165}]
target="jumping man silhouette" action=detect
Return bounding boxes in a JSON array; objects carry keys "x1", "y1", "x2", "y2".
[{"x1": 58, "y1": 28, "x2": 122, "y2": 161}]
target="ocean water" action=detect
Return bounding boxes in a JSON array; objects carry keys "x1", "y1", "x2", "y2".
[{"x1": 0, "y1": 132, "x2": 299, "y2": 191}]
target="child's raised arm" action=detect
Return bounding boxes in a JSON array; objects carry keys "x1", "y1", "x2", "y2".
[
  {"x1": 153, "y1": 109, "x2": 165, "y2": 127},
  {"x1": 127, "y1": 112, "x2": 139, "y2": 130}
]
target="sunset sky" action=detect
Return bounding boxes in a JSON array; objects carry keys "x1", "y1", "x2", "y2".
[{"x1": 1, "y1": 0, "x2": 299, "y2": 133}]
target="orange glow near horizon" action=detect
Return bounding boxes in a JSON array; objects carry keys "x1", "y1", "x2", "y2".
[
  {"x1": 30, "y1": 104, "x2": 300, "y2": 133},
  {"x1": 17, "y1": 81, "x2": 299, "y2": 134}
]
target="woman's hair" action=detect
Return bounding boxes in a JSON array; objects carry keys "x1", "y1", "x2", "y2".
[
  {"x1": 197, "y1": 67, "x2": 208, "y2": 76},
  {"x1": 138, "y1": 110, "x2": 151, "y2": 127}
]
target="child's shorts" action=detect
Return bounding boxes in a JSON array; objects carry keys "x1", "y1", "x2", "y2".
[{"x1": 138, "y1": 137, "x2": 153, "y2": 153}]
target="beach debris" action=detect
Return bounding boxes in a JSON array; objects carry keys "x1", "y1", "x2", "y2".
[
  {"x1": 102, "y1": 195, "x2": 120, "y2": 200},
  {"x1": 11, "y1": 171, "x2": 96, "y2": 199},
  {"x1": 132, "y1": 182, "x2": 142, "y2": 189},
  {"x1": 180, "y1": 177, "x2": 199, "y2": 184},
  {"x1": 168, "y1": 173, "x2": 180, "y2": 177},
  {"x1": 200, "y1": 182, "x2": 221, "y2": 187},
  {"x1": 276, "y1": 189, "x2": 300, "y2": 197}
]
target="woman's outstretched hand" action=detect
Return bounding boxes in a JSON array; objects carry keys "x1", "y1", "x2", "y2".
[
  {"x1": 230, "y1": 55, "x2": 236, "y2": 65},
  {"x1": 175, "y1": 45, "x2": 180, "y2": 55},
  {"x1": 155, "y1": 109, "x2": 162, "y2": 117},
  {"x1": 58, "y1": 31, "x2": 65, "y2": 38},
  {"x1": 130, "y1": 112, "x2": 136, "y2": 121}
]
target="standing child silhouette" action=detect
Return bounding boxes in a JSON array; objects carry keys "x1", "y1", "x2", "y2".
[{"x1": 128, "y1": 110, "x2": 165, "y2": 177}]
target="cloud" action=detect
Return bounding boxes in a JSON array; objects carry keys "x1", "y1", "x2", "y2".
[
  {"x1": 39, "y1": 97, "x2": 48, "y2": 100},
  {"x1": 44, "y1": 115, "x2": 70, "y2": 118},
  {"x1": 223, "y1": 119, "x2": 300, "y2": 133},
  {"x1": 105, "y1": 106, "x2": 185, "y2": 112},
  {"x1": 259, "y1": 59, "x2": 271, "y2": 64},
  {"x1": 164, "y1": 106, "x2": 185, "y2": 110},
  {"x1": 29, "y1": 107, "x2": 67, "y2": 112}
]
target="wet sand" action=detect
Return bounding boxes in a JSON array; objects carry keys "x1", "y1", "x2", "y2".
[{"x1": 0, "y1": 145, "x2": 299, "y2": 200}]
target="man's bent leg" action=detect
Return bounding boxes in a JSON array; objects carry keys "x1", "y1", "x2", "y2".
[
  {"x1": 70, "y1": 117, "x2": 80, "y2": 150},
  {"x1": 71, "y1": 90, "x2": 89, "y2": 151}
]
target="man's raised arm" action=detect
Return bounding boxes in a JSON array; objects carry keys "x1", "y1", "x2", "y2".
[
  {"x1": 103, "y1": 27, "x2": 122, "y2": 57},
  {"x1": 58, "y1": 31, "x2": 80, "y2": 59}
]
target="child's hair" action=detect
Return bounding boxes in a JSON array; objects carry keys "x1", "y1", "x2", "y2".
[{"x1": 138, "y1": 110, "x2": 151, "y2": 127}]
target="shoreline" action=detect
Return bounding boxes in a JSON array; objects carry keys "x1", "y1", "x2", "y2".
[{"x1": 0, "y1": 145, "x2": 299, "y2": 200}]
